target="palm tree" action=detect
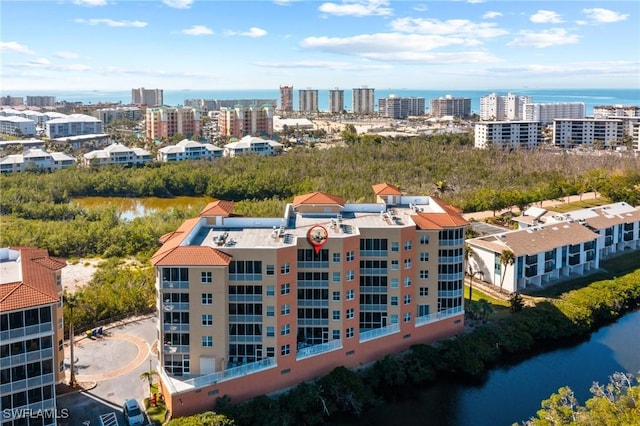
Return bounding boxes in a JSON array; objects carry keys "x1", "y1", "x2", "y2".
[
  {"x1": 63, "y1": 290, "x2": 82, "y2": 387},
  {"x1": 464, "y1": 243, "x2": 475, "y2": 304},
  {"x1": 498, "y1": 249, "x2": 516, "y2": 292},
  {"x1": 140, "y1": 369, "x2": 158, "y2": 395}
]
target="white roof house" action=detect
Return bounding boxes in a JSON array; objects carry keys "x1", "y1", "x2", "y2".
[
  {"x1": 157, "y1": 139, "x2": 223, "y2": 162},
  {"x1": 45, "y1": 114, "x2": 102, "y2": 138},
  {"x1": 0, "y1": 116, "x2": 36, "y2": 137},
  {"x1": 83, "y1": 143, "x2": 151, "y2": 167},
  {"x1": 223, "y1": 136, "x2": 283, "y2": 158},
  {"x1": 0, "y1": 148, "x2": 76, "y2": 173}
]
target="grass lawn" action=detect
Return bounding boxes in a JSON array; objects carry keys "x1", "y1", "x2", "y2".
[
  {"x1": 548, "y1": 198, "x2": 608, "y2": 213},
  {"x1": 144, "y1": 384, "x2": 167, "y2": 425}
]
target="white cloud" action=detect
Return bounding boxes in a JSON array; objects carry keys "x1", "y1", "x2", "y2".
[
  {"x1": 582, "y1": 8, "x2": 629, "y2": 23},
  {"x1": 6, "y1": 58, "x2": 91, "y2": 72},
  {"x1": 488, "y1": 61, "x2": 639, "y2": 77},
  {"x1": 483, "y1": 11, "x2": 502, "y2": 19},
  {"x1": 226, "y1": 27, "x2": 268, "y2": 37},
  {"x1": 318, "y1": 0, "x2": 393, "y2": 17},
  {"x1": 55, "y1": 51, "x2": 79, "y2": 59},
  {"x1": 0, "y1": 41, "x2": 35, "y2": 55},
  {"x1": 254, "y1": 60, "x2": 392, "y2": 71},
  {"x1": 72, "y1": 0, "x2": 108, "y2": 6},
  {"x1": 74, "y1": 18, "x2": 148, "y2": 27},
  {"x1": 508, "y1": 28, "x2": 580, "y2": 48},
  {"x1": 530, "y1": 10, "x2": 563, "y2": 24},
  {"x1": 162, "y1": 0, "x2": 193, "y2": 9},
  {"x1": 390, "y1": 17, "x2": 508, "y2": 38},
  {"x1": 413, "y1": 4, "x2": 427, "y2": 12},
  {"x1": 182, "y1": 25, "x2": 213, "y2": 36}
]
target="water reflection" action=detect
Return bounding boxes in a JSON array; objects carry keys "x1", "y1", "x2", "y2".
[{"x1": 71, "y1": 196, "x2": 214, "y2": 220}]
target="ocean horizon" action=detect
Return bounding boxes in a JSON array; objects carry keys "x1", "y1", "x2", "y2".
[{"x1": 3, "y1": 88, "x2": 638, "y2": 115}]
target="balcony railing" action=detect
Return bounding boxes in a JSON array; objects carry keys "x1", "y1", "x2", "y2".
[
  {"x1": 296, "y1": 339, "x2": 342, "y2": 360},
  {"x1": 438, "y1": 289, "x2": 463, "y2": 298},
  {"x1": 161, "y1": 280, "x2": 189, "y2": 289},
  {"x1": 359, "y1": 323, "x2": 400, "y2": 342},
  {"x1": 162, "y1": 323, "x2": 189, "y2": 332},
  {"x1": 415, "y1": 305, "x2": 464, "y2": 326},
  {"x1": 163, "y1": 344, "x2": 189, "y2": 354},
  {"x1": 0, "y1": 323, "x2": 53, "y2": 342},
  {"x1": 183, "y1": 358, "x2": 276, "y2": 389}
]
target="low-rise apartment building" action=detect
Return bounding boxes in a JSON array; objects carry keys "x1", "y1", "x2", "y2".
[
  {"x1": 0, "y1": 116, "x2": 36, "y2": 137},
  {"x1": 146, "y1": 107, "x2": 202, "y2": 141},
  {"x1": 474, "y1": 121, "x2": 543, "y2": 149},
  {"x1": 157, "y1": 139, "x2": 223, "y2": 162},
  {"x1": 0, "y1": 148, "x2": 76, "y2": 173},
  {"x1": 553, "y1": 118, "x2": 624, "y2": 148},
  {"x1": 93, "y1": 106, "x2": 142, "y2": 125},
  {"x1": 45, "y1": 114, "x2": 103, "y2": 139},
  {"x1": 82, "y1": 143, "x2": 152, "y2": 167},
  {"x1": 152, "y1": 183, "x2": 468, "y2": 418},
  {"x1": 223, "y1": 136, "x2": 283, "y2": 157},
  {"x1": 218, "y1": 105, "x2": 274, "y2": 139},
  {"x1": 0, "y1": 246, "x2": 66, "y2": 426}
]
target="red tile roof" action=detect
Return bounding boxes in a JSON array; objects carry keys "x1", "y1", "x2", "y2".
[
  {"x1": 151, "y1": 218, "x2": 200, "y2": 265},
  {"x1": 411, "y1": 199, "x2": 469, "y2": 229},
  {"x1": 200, "y1": 200, "x2": 236, "y2": 217},
  {"x1": 372, "y1": 183, "x2": 402, "y2": 196},
  {"x1": 0, "y1": 247, "x2": 63, "y2": 312},
  {"x1": 292, "y1": 192, "x2": 345, "y2": 207},
  {"x1": 152, "y1": 246, "x2": 231, "y2": 266}
]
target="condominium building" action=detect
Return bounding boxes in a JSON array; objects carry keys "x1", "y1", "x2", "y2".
[
  {"x1": 82, "y1": 143, "x2": 152, "y2": 167},
  {"x1": 184, "y1": 99, "x2": 277, "y2": 113},
  {"x1": 0, "y1": 148, "x2": 76, "y2": 173},
  {"x1": 553, "y1": 118, "x2": 624, "y2": 148},
  {"x1": 0, "y1": 116, "x2": 36, "y2": 137},
  {"x1": 131, "y1": 88, "x2": 163, "y2": 106},
  {"x1": 218, "y1": 105, "x2": 273, "y2": 139},
  {"x1": 479, "y1": 93, "x2": 532, "y2": 121},
  {"x1": 523, "y1": 103, "x2": 586, "y2": 124},
  {"x1": 467, "y1": 202, "x2": 640, "y2": 293},
  {"x1": 298, "y1": 89, "x2": 319, "y2": 113},
  {"x1": 152, "y1": 183, "x2": 468, "y2": 418},
  {"x1": 474, "y1": 121, "x2": 543, "y2": 150},
  {"x1": 146, "y1": 107, "x2": 202, "y2": 141},
  {"x1": 157, "y1": 139, "x2": 223, "y2": 162},
  {"x1": 593, "y1": 105, "x2": 640, "y2": 118},
  {"x1": 352, "y1": 87, "x2": 375, "y2": 114},
  {"x1": 0, "y1": 96, "x2": 24, "y2": 106},
  {"x1": 93, "y1": 106, "x2": 142, "y2": 125},
  {"x1": 223, "y1": 136, "x2": 283, "y2": 157},
  {"x1": 45, "y1": 114, "x2": 103, "y2": 139},
  {"x1": 279, "y1": 86, "x2": 294, "y2": 112},
  {"x1": 328, "y1": 89, "x2": 344, "y2": 114},
  {"x1": 429, "y1": 95, "x2": 471, "y2": 119},
  {"x1": 26, "y1": 96, "x2": 56, "y2": 108},
  {"x1": 0, "y1": 247, "x2": 66, "y2": 426},
  {"x1": 378, "y1": 95, "x2": 425, "y2": 119}
]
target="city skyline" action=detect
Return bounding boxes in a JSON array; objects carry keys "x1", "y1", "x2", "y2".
[{"x1": 1, "y1": 0, "x2": 638, "y2": 92}]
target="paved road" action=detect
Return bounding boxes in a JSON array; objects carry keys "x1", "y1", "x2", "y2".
[{"x1": 57, "y1": 316, "x2": 158, "y2": 426}]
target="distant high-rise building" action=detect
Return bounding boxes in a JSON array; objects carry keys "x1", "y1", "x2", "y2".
[
  {"x1": 328, "y1": 88, "x2": 344, "y2": 113},
  {"x1": 479, "y1": 93, "x2": 531, "y2": 121},
  {"x1": 352, "y1": 86, "x2": 375, "y2": 114},
  {"x1": 429, "y1": 95, "x2": 471, "y2": 119},
  {"x1": 26, "y1": 96, "x2": 56, "y2": 108},
  {"x1": 523, "y1": 103, "x2": 586, "y2": 124},
  {"x1": 298, "y1": 89, "x2": 319, "y2": 113},
  {"x1": 553, "y1": 118, "x2": 624, "y2": 149},
  {"x1": 146, "y1": 106, "x2": 201, "y2": 140},
  {"x1": 132, "y1": 87, "x2": 164, "y2": 106},
  {"x1": 378, "y1": 95, "x2": 425, "y2": 119},
  {"x1": 279, "y1": 85, "x2": 294, "y2": 112},
  {"x1": 184, "y1": 99, "x2": 276, "y2": 112},
  {"x1": 593, "y1": 105, "x2": 640, "y2": 118},
  {"x1": 218, "y1": 105, "x2": 274, "y2": 138},
  {"x1": 0, "y1": 96, "x2": 24, "y2": 106},
  {"x1": 474, "y1": 121, "x2": 543, "y2": 150}
]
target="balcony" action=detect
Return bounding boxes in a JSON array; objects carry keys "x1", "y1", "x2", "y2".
[
  {"x1": 162, "y1": 302, "x2": 189, "y2": 311},
  {"x1": 296, "y1": 339, "x2": 342, "y2": 360},
  {"x1": 183, "y1": 358, "x2": 276, "y2": 389},
  {"x1": 163, "y1": 344, "x2": 189, "y2": 354},
  {"x1": 161, "y1": 280, "x2": 189, "y2": 289},
  {"x1": 415, "y1": 305, "x2": 464, "y2": 326},
  {"x1": 0, "y1": 322, "x2": 53, "y2": 342},
  {"x1": 162, "y1": 323, "x2": 189, "y2": 333},
  {"x1": 438, "y1": 289, "x2": 463, "y2": 298},
  {"x1": 359, "y1": 323, "x2": 400, "y2": 342}
]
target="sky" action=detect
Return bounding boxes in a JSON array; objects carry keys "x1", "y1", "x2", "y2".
[{"x1": 1, "y1": 0, "x2": 639, "y2": 91}]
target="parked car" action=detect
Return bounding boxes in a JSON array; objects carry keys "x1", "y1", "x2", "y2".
[{"x1": 122, "y1": 399, "x2": 145, "y2": 426}]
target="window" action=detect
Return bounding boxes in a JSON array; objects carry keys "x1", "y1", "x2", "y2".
[
  {"x1": 332, "y1": 310, "x2": 341, "y2": 320},
  {"x1": 391, "y1": 314, "x2": 398, "y2": 324},
  {"x1": 404, "y1": 240, "x2": 412, "y2": 250},
  {"x1": 420, "y1": 252, "x2": 429, "y2": 262},
  {"x1": 266, "y1": 306, "x2": 275, "y2": 317},
  {"x1": 280, "y1": 283, "x2": 290, "y2": 295},
  {"x1": 390, "y1": 296, "x2": 398, "y2": 306},
  {"x1": 201, "y1": 293, "x2": 212, "y2": 305},
  {"x1": 281, "y1": 344, "x2": 291, "y2": 356},
  {"x1": 280, "y1": 263, "x2": 291, "y2": 275},
  {"x1": 332, "y1": 291, "x2": 340, "y2": 301},
  {"x1": 346, "y1": 289, "x2": 354, "y2": 300},
  {"x1": 390, "y1": 278, "x2": 399, "y2": 288},
  {"x1": 201, "y1": 314, "x2": 212, "y2": 326},
  {"x1": 404, "y1": 259, "x2": 412, "y2": 269},
  {"x1": 266, "y1": 285, "x2": 275, "y2": 296},
  {"x1": 202, "y1": 336, "x2": 213, "y2": 347},
  {"x1": 346, "y1": 251, "x2": 355, "y2": 262},
  {"x1": 266, "y1": 265, "x2": 275, "y2": 275},
  {"x1": 346, "y1": 327, "x2": 354, "y2": 338},
  {"x1": 420, "y1": 235, "x2": 430, "y2": 245},
  {"x1": 266, "y1": 326, "x2": 275, "y2": 337},
  {"x1": 281, "y1": 324, "x2": 290, "y2": 336},
  {"x1": 332, "y1": 330, "x2": 340, "y2": 340},
  {"x1": 419, "y1": 270, "x2": 429, "y2": 280},
  {"x1": 404, "y1": 277, "x2": 412, "y2": 287},
  {"x1": 346, "y1": 308, "x2": 354, "y2": 320},
  {"x1": 281, "y1": 304, "x2": 290, "y2": 316},
  {"x1": 267, "y1": 347, "x2": 275, "y2": 357},
  {"x1": 391, "y1": 260, "x2": 399, "y2": 270},
  {"x1": 404, "y1": 294, "x2": 411, "y2": 305},
  {"x1": 346, "y1": 270, "x2": 355, "y2": 281},
  {"x1": 418, "y1": 305, "x2": 430, "y2": 316},
  {"x1": 333, "y1": 253, "x2": 341, "y2": 263},
  {"x1": 404, "y1": 312, "x2": 411, "y2": 322},
  {"x1": 201, "y1": 272, "x2": 212, "y2": 283},
  {"x1": 332, "y1": 272, "x2": 341, "y2": 283},
  {"x1": 419, "y1": 287, "x2": 429, "y2": 296},
  {"x1": 391, "y1": 242, "x2": 399, "y2": 252}
]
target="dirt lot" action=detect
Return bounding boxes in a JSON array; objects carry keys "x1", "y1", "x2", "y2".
[{"x1": 62, "y1": 259, "x2": 101, "y2": 293}]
